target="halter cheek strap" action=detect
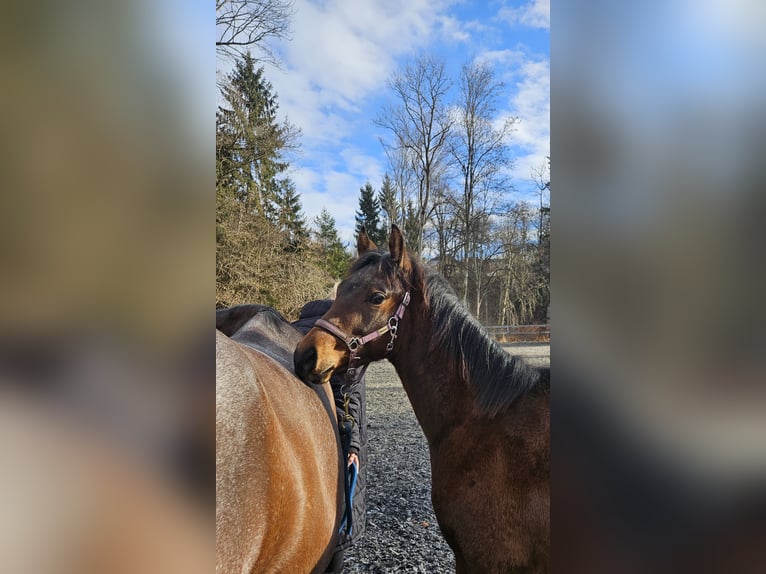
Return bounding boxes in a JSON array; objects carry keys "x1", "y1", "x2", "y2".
[{"x1": 314, "y1": 291, "x2": 411, "y2": 380}]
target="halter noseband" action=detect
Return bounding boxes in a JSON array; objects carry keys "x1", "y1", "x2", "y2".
[{"x1": 314, "y1": 291, "x2": 411, "y2": 381}]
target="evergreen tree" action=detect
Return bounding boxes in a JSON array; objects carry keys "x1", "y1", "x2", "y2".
[
  {"x1": 403, "y1": 199, "x2": 420, "y2": 251},
  {"x1": 354, "y1": 182, "x2": 384, "y2": 245},
  {"x1": 377, "y1": 173, "x2": 399, "y2": 232},
  {"x1": 274, "y1": 179, "x2": 308, "y2": 250},
  {"x1": 314, "y1": 209, "x2": 351, "y2": 280},
  {"x1": 216, "y1": 53, "x2": 326, "y2": 314},
  {"x1": 216, "y1": 53, "x2": 297, "y2": 217}
]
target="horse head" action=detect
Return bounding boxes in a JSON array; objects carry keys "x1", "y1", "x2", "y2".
[{"x1": 294, "y1": 225, "x2": 421, "y2": 384}]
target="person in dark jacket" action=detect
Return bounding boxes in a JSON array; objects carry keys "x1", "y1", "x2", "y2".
[{"x1": 293, "y1": 299, "x2": 368, "y2": 573}]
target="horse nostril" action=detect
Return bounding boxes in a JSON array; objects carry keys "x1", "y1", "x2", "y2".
[{"x1": 294, "y1": 345, "x2": 317, "y2": 381}]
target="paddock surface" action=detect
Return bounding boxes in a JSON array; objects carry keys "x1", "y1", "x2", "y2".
[{"x1": 501, "y1": 342, "x2": 551, "y2": 367}]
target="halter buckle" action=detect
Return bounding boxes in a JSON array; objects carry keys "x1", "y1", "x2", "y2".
[{"x1": 348, "y1": 337, "x2": 361, "y2": 351}]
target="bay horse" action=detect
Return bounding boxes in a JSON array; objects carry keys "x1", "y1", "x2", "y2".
[
  {"x1": 216, "y1": 305, "x2": 343, "y2": 573},
  {"x1": 294, "y1": 226, "x2": 550, "y2": 573}
]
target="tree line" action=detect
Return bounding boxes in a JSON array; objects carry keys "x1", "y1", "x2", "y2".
[
  {"x1": 216, "y1": 1, "x2": 549, "y2": 324},
  {"x1": 356, "y1": 55, "x2": 550, "y2": 324},
  {"x1": 352, "y1": 166, "x2": 549, "y2": 325}
]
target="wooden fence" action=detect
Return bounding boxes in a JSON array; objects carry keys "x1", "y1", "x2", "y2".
[{"x1": 483, "y1": 324, "x2": 550, "y2": 343}]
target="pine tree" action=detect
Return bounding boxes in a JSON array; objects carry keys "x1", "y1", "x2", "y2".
[
  {"x1": 355, "y1": 182, "x2": 384, "y2": 245},
  {"x1": 403, "y1": 199, "x2": 420, "y2": 251},
  {"x1": 216, "y1": 53, "x2": 323, "y2": 313},
  {"x1": 216, "y1": 53, "x2": 297, "y2": 217},
  {"x1": 377, "y1": 173, "x2": 399, "y2": 232},
  {"x1": 314, "y1": 209, "x2": 351, "y2": 280},
  {"x1": 274, "y1": 179, "x2": 308, "y2": 251}
]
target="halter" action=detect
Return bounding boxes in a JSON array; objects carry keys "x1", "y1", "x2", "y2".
[{"x1": 314, "y1": 291, "x2": 411, "y2": 382}]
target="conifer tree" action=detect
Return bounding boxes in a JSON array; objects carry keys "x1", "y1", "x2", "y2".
[
  {"x1": 402, "y1": 199, "x2": 420, "y2": 251},
  {"x1": 314, "y1": 209, "x2": 351, "y2": 279},
  {"x1": 274, "y1": 180, "x2": 308, "y2": 250},
  {"x1": 377, "y1": 173, "x2": 399, "y2": 231},
  {"x1": 216, "y1": 53, "x2": 322, "y2": 312},
  {"x1": 216, "y1": 53, "x2": 298, "y2": 217},
  {"x1": 354, "y1": 182, "x2": 384, "y2": 245}
]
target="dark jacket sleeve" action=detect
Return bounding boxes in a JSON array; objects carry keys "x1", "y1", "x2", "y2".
[{"x1": 330, "y1": 366, "x2": 366, "y2": 455}]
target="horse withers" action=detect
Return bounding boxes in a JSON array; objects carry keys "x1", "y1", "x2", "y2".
[
  {"x1": 294, "y1": 227, "x2": 550, "y2": 573},
  {"x1": 216, "y1": 305, "x2": 343, "y2": 573}
]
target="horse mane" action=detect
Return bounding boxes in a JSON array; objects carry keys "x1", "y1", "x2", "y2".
[
  {"x1": 422, "y1": 266, "x2": 546, "y2": 417},
  {"x1": 221, "y1": 304, "x2": 302, "y2": 371},
  {"x1": 216, "y1": 304, "x2": 288, "y2": 337}
]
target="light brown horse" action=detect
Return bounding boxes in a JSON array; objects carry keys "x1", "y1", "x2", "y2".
[
  {"x1": 216, "y1": 305, "x2": 343, "y2": 574},
  {"x1": 294, "y1": 227, "x2": 550, "y2": 573}
]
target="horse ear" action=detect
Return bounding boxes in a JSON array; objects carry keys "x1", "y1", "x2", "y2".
[
  {"x1": 388, "y1": 225, "x2": 412, "y2": 273},
  {"x1": 357, "y1": 226, "x2": 377, "y2": 255}
]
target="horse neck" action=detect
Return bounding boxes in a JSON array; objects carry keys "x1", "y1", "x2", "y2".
[{"x1": 387, "y1": 304, "x2": 474, "y2": 446}]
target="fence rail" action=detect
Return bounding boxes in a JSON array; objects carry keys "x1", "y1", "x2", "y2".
[{"x1": 483, "y1": 324, "x2": 550, "y2": 343}]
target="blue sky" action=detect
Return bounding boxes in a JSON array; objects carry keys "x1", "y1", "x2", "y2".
[{"x1": 218, "y1": 0, "x2": 549, "y2": 245}]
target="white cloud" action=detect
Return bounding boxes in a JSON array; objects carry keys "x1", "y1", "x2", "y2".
[
  {"x1": 502, "y1": 56, "x2": 550, "y2": 191},
  {"x1": 340, "y1": 148, "x2": 385, "y2": 184},
  {"x1": 499, "y1": 0, "x2": 550, "y2": 30},
  {"x1": 224, "y1": 0, "x2": 548, "y2": 233},
  {"x1": 436, "y1": 15, "x2": 472, "y2": 43},
  {"x1": 475, "y1": 48, "x2": 528, "y2": 70},
  {"x1": 511, "y1": 58, "x2": 550, "y2": 149},
  {"x1": 259, "y1": 0, "x2": 457, "y2": 235},
  {"x1": 272, "y1": 0, "x2": 449, "y2": 115},
  {"x1": 298, "y1": 169, "x2": 362, "y2": 245}
]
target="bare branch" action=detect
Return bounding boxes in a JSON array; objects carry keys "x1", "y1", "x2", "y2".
[
  {"x1": 376, "y1": 55, "x2": 453, "y2": 256},
  {"x1": 216, "y1": 0, "x2": 294, "y2": 64}
]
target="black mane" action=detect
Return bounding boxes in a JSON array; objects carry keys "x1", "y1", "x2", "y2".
[
  {"x1": 216, "y1": 304, "x2": 288, "y2": 336},
  {"x1": 218, "y1": 304, "x2": 301, "y2": 371},
  {"x1": 424, "y1": 267, "x2": 547, "y2": 416}
]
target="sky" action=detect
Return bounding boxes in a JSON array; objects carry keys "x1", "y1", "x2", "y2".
[{"x1": 218, "y1": 0, "x2": 549, "y2": 246}]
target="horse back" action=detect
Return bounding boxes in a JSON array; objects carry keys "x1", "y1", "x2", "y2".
[{"x1": 216, "y1": 330, "x2": 342, "y2": 574}]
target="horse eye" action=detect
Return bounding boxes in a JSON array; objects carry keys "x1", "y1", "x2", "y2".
[{"x1": 369, "y1": 293, "x2": 386, "y2": 305}]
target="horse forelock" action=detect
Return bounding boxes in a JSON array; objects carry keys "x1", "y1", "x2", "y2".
[{"x1": 347, "y1": 250, "x2": 426, "y2": 304}]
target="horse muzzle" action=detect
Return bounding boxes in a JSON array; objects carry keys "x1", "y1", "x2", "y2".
[{"x1": 294, "y1": 328, "x2": 348, "y2": 385}]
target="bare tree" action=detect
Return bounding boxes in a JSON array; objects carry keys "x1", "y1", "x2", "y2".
[
  {"x1": 381, "y1": 141, "x2": 415, "y2": 229},
  {"x1": 496, "y1": 202, "x2": 540, "y2": 325},
  {"x1": 216, "y1": 0, "x2": 294, "y2": 63},
  {"x1": 377, "y1": 55, "x2": 453, "y2": 256},
  {"x1": 531, "y1": 156, "x2": 550, "y2": 322},
  {"x1": 531, "y1": 156, "x2": 550, "y2": 247},
  {"x1": 430, "y1": 182, "x2": 459, "y2": 277},
  {"x1": 450, "y1": 60, "x2": 518, "y2": 309}
]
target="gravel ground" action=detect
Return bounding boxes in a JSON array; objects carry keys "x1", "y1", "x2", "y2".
[{"x1": 342, "y1": 344, "x2": 550, "y2": 573}]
